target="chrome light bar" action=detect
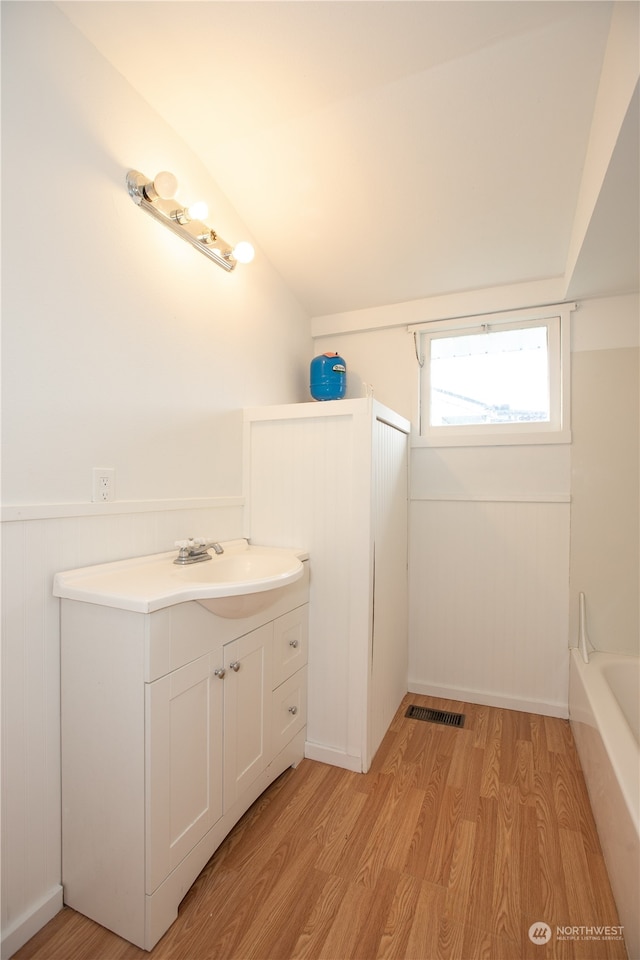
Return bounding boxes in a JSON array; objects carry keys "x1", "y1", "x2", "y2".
[{"x1": 126, "y1": 170, "x2": 254, "y2": 273}]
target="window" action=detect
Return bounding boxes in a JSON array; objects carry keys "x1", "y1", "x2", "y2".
[{"x1": 411, "y1": 304, "x2": 573, "y2": 446}]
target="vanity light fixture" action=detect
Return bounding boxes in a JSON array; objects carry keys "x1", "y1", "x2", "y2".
[{"x1": 126, "y1": 169, "x2": 255, "y2": 272}]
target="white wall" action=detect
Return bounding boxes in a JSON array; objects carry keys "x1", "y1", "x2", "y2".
[
  {"x1": 1, "y1": 4, "x2": 311, "y2": 956},
  {"x1": 2, "y1": 3, "x2": 311, "y2": 509},
  {"x1": 315, "y1": 292, "x2": 639, "y2": 716},
  {"x1": 569, "y1": 296, "x2": 639, "y2": 656}
]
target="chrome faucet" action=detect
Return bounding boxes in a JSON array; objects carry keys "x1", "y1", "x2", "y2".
[{"x1": 173, "y1": 538, "x2": 224, "y2": 564}]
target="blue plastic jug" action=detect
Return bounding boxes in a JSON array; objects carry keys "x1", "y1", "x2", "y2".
[{"x1": 310, "y1": 353, "x2": 346, "y2": 401}]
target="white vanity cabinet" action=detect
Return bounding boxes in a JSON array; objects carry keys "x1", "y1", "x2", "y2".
[{"x1": 60, "y1": 564, "x2": 308, "y2": 951}]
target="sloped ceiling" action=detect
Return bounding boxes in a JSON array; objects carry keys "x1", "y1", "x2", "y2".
[
  {"x1": 57, "y1": 1, "x2": 639, "y2": 317},
  {"x1": 566, "y1": 84, "x2": 639, "y2": 301}
]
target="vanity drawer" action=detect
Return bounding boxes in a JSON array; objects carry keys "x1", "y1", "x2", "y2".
[
  {"x1": 272, "y1": 605, "x2": 308, "y2": 688},
  {"x1": 272, "y1": 666, "x2": 307, "y2": 756}
]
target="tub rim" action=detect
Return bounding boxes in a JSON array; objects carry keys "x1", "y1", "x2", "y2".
[{"x1": 569, "y1": 647, "x2": 639, "y2": 831}]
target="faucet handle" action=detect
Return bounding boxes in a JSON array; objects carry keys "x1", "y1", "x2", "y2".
[
  {"x1": 192, "y1": 537, "x2": 222, "y2": 550},
  {"x1": 174, "y1": 537, "x2": 222, "y2": 555}
]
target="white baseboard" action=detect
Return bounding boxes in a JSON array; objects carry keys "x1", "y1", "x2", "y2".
[
  {"x1": 304, "y1": 741, "x2": 364, "y2": 772},
  {"x1": 408, "y1": 680, "x2": 568, "y2": 719},
  {"x1": 1, "y1": 885, "x2": 63, "y2": 960}
]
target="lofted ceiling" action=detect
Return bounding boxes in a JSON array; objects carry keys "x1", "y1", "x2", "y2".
[{"x1": 57, "y1": 1, "x2": 639, "y2": 318}]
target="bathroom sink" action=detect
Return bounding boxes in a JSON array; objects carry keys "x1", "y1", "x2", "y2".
[
  {"x1": 176, "y1": 544, "x2": 305, "y2": 617},
  {"x1": 53, "y1": 539, "x2": 306, "y2": 615},
  {"x1": 175, "y1": 549, "x2": 301, "y2": 586}
]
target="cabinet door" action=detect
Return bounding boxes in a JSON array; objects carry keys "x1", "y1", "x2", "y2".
[
  {"x1": 272, "y1": 605, "x2": 308, "y2": 688},
  {"x1": 223, "y1": 624, "x2": 272, "y2": 811},
  {"x1": 146, "y1": 654, "x2": 223, "y2": 893}
]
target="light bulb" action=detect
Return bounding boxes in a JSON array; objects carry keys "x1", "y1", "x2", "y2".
[
  {"x1": 232, "y1": 241, "x2": 255, "y2": 264},
  {"x1": 187, "y1": 200, "x2": 209, "y2": 221},
  {"x1": 153, "y1": 171, "x2": 178, "y2": 200}
]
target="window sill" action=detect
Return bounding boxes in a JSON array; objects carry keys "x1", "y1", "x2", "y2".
[{"x1": 411, "y1": 429, "x2": 572, "y2": 448}]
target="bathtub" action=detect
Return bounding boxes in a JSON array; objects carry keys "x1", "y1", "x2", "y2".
[{"x1": 569, "y1": 648, "x2": 639, "y2": 960}]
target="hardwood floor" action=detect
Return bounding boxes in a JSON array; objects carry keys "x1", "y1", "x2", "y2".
[{"x1": 13, "y1": 694, "x2": 627, "y2": 960}]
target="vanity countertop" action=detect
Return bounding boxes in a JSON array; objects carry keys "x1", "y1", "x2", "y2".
[{"x1": 53, "y1": 539, "x2": 307, "y2": 613}]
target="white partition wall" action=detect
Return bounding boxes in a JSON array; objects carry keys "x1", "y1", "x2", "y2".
[{"x1": 244, "y1": 399, "x2": 410, "y2": 772}]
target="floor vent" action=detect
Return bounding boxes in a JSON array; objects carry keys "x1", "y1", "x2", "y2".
[{"x1": 405, "y1": 705, "x2": 465, "y2": 728}]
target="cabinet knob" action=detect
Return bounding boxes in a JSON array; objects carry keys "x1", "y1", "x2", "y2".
[
  {"x1": 288, "y1": 705, "x2": 298, "y2": 715},
  {"x1": 214, "y1": 667, "x2": 226, "y2": 679},
  {"x1": 288, "y1": 639, "x2": 299, "y2": 648},
  {"x1": 229, "y1": 661, "x2": 241, "y2": 672}
]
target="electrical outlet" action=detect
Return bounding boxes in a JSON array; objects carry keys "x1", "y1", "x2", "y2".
[{"x1": 92, "y1": 468, "x2": 115, "y2": 502}]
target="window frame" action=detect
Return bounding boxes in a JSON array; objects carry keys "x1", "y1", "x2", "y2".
[{"x1": 410, "y1": 303, "x2": 573, "y2": 447}]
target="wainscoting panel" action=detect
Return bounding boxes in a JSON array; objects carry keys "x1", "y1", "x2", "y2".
[
  {"x1": 408, "y1": 499, "x2": 570, "y2": 717},
  {"x1": 246, "y1": 411, "x2": 359, "y2": 759},
  {"x1": 1, "y1": 502, "x2": 243, "y2": 959}
]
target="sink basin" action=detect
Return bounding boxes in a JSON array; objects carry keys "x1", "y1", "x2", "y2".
[
  {"x1": 53, "y1": 539, "x2": 306, "y2": 616},
  {"x1": 176, "y1": 545, "x2": 305, "y2": 617},
  {"x1": 176, "y1": 550, "x2": 301, "y2": 586}
]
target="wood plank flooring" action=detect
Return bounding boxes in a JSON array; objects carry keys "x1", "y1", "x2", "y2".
[{"x1": 13, "y1": 694, "x2": 628, "y2": 960}]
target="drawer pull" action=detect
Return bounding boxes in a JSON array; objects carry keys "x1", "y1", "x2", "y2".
[
  {"x1": 288, "y1": 705, "x2": 298, "y2": 715},
  {"x1": 229, "y1": 661, "x2": 241, "y2": 672},
  {"x1": 214, "y1": 668, "x2": 226, "y2": 679},
  {"x1": 288, "y1": 639, "x2": 299, "y2": 648}
]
